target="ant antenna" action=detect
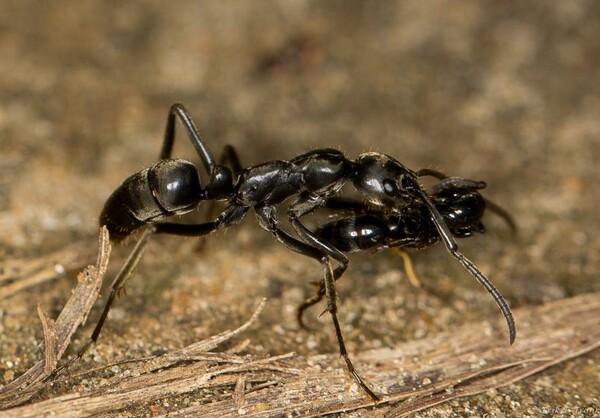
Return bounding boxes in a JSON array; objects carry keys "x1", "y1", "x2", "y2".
[{"x1": 418, "y1": 189, "x2": 516, "y2": 345}]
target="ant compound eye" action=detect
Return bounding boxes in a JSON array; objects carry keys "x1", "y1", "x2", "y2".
[
  {"x1": 382, "y1": 179, "x2": 399, "y2": 196},
  {"x1": 149, "y1": 159, "x2": 203, "y2": 213}
]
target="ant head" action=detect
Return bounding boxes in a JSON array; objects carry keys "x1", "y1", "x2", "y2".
[
  {"x1": 353, "y1": 153, "x2": 422, "y2": 208},
  {"x1": 430, "y1": 180, "x2": 487, "y2": 234},
  {"x1": 148, "y1": 159, "x2": 205, "y2": 214}
]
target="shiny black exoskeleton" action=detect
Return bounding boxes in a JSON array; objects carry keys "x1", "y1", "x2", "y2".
[
  {"x1": 70, "y1": 104, "x2": 515, "y2": 402},
  {"x1": 317, "y1": 177, "x2": 491, "y2": 253},
  {"x1": 297, "y1": 177, "x2": 515, "y2": 329}
]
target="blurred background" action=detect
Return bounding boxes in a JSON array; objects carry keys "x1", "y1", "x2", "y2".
[{"x1": 1, "y1": 1, "x2": 598, "y2": 415}]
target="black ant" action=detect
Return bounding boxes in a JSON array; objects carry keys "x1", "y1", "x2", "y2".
[{"x1": 57, "y1": 104, "x2": 515, "y2": 401}]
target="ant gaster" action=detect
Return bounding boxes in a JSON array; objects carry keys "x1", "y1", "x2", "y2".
[{"x1": 66, "y1": 104, "x2": 515, "y2": 401}]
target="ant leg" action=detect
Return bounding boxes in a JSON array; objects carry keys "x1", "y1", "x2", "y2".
[
  {"x1": 482, "y1": 198, "x2": 517, "y2": 234},
  {"x1": 254, "y1": 205, "x2": 348, "y2": 320},
  {"x1": 296, "y1": 266, "x2": 348, "y2": 329},
  {"x1": 81, "y1": 227, "x2": 155, "y2": 350},
  {"x1": 287, "y1": 196, "x2": 378, "y2": 401},
  {"x1": 417, "y1": 168, "x2": 448, "y2": 179},
  {"x1": 394, "y1": 249, "x2": 421, "y2": 288},
  {"x1": 287, "y1": 194, "x2": 350, "y2": 328},
  {"x1": 287, "y1": 194, "x2": 348, "y2": 271},
  {"x1": 322, "y1": 252, "x2": 379, "y2": 401},
  {"x1": 160, "y1": 103, "x2": 216, "y2": 173},
  {"x1": 154, "y1": 204, "x2": 249, "y2": 236},
  {"x1": 296, "y1": 288, "x2": 324, "y2": 329}
]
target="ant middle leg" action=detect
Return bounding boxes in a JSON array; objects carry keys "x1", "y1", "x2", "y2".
[{"x1": 321, "y1": 253, "x2": 378, "y2": 401}]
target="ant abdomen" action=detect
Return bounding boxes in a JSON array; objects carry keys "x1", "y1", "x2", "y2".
[{"x1": 100, "y1": 159, "x2": 203, "y2": 240}]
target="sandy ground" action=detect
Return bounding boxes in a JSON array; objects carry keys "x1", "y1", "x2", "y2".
[{"x1": 0, "y1": 1, "x2": 598, "y2": 416}]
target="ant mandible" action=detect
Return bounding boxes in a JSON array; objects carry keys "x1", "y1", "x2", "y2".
[{"x1": 64, "y1": 103, "x2": 515, "y2": 401}]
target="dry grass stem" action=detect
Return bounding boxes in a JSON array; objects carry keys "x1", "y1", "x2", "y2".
[{"x1": 1, "y1": 288, "x2": 597, "y2": 417}]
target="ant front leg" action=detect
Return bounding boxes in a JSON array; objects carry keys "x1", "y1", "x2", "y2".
[{"x1": 288, "y1": 194, "x2": 379, "y2": 401}]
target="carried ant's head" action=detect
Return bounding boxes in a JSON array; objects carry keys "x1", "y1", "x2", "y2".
[
  {"x1": 352, "y1": 153, "x2": 422, "y2": 208},
  {"x1": 148, "y1": 159, "x2": 205, "y2": 214},
  {"x1": 429, "y1": 179, "x2": 487, "y2": 236}
]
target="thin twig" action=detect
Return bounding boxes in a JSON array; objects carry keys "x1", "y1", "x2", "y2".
[{"x1": 0, "y1": 291, "x2": 597, "y2": 417}]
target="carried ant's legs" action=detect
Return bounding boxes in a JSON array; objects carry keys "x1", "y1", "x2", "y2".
[
  {"x1": 296, "y1": 289, "x2": 324, "y2": 328},
  {"x1": 296, "y1": 196, "x2": 386, "y2": 327},
  {"x1": 253, "y1": 205, "x2": 346, "y2": 330},
  {"x1": 160, "y1": 103, "x2": 217, "y2": 173},
  {"x1": 296, "y1": 251, "x2": 421, "y2": 328},
  {"x1": 298, "y1": 249, "x2": 421, "y2": 330},
  {"x1": 417, "y1": 168, "x2": 448, "y2": 180},
  {"x1": 395, "y1": 249, "x2": 421, "y2": 288},
  {"x1": 482, "y1": 198, "x2": 517, "y2": 234},
  {"x1": 296, "y1": 266, "x2": 349, "y2": 329}
]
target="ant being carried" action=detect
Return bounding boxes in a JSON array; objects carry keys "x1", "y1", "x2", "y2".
[{"x1": 62, "y1": 104, "x2": 516, "y2": 401}]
